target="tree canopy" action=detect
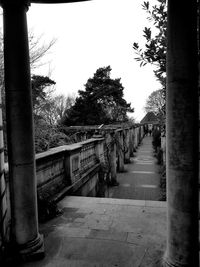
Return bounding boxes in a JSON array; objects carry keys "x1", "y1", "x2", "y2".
[
  {"x1": 144, "y1": 89, "x2": 165, "y2": 121},
  {"x1": 62, "y1": 66, "x2": 134, "y2": 126},
  {"x1": 31, "y1": 75, "x2": 55, "y2": 108}
]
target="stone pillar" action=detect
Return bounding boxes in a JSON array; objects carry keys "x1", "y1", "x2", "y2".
[
  {"x1": 138, "y1": 126, "x2": 142, "y2": 143},
  {"x1": 2, "y1": 1, "x2": 44, "y2": 259},
  {"x1": 117, "y1": 131, "x2": 125, "y2": 172},
  {"x1": 129, "y1": 128, "x2": 134, "y2": 157},
  {"x1": 134, "y1": 127, "x2": 138, "y2": 149},
  {"x1": 109, "y1": 133, "x2": 117, "y2": 185},
  {"x1": 0, "y1": 73, "x2": 7, "y2": 252},
  {"x1": 124, "y1": 129, "x2": 130, "y2": 163},
  {"x1": 163, "y1": 1, "x2": 199, "y2": 266}
]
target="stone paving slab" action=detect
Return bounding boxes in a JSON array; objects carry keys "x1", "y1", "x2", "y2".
[{"x1": 14, "y1": 196, "x2": 166, "y2": 267}]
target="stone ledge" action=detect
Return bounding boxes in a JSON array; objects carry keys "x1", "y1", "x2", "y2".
[{"x1": 60, "y1": 196, "x2": 167, "y2": 208}]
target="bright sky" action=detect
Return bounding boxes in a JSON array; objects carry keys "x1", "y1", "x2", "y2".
[{"x1": 4, "y1": 0, "x2": 161, "y2": 122}]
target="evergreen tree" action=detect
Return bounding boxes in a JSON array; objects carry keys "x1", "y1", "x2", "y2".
[{"x1": 62, "y1": 66, "x2": 133, "y2": 126}]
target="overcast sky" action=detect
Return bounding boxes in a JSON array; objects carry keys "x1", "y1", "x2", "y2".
[{"x1": 3, "y1": 0, "x2": 161, "y2": 122}]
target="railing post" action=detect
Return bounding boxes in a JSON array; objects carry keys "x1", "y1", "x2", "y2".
[{"x1": 1, "y1": 0, "x2": 44, "y2": 259}]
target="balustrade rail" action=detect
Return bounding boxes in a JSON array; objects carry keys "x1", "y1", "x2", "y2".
[
  {"x1": 80, "y1": 139, "x2": 98, "y2": 174},
  {"x1": 35, "y1": 138, "x2": 103, "y2": 199}
]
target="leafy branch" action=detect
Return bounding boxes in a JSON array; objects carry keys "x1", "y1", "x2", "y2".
[{"x1": 133, "y1": 0, "x2": 167, "y2": 89}]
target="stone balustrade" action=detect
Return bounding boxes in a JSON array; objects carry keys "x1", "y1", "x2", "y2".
[
  {"x1": 80, "y1": 139, "x2": 98, "y2": 174},
  {"x1": 36, "y1": 143, "x2": 82, "y2": 200},
  {"x1": 36, "y1": 138, "x2": 105, "y2": 201},
  {"x1": 0, "y1": 124, "x2": 145, "y2": 258}
]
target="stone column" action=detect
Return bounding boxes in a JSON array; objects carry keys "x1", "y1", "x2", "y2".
[
  {"x1": 124, "y1": 129, "x2": 130, "y2": 163},
  {"x1": 117, "y1": 131, "x2": 125, "y2": 172},
  {"x1": 134, "y1": 127, "x2": 138, "y2": 149},
  {"x1": 198, "y1": 1, "x2": 200, "y2": 189},
  {"x1": 163, "y1": 1, "x2": 199, "y2": 266},
  {"x1": 0, "y1": 72, "x2": 7, "y2": 250},
  {"x1": 2, "y1": 1, "x2": 44, "y2": 259},
  {"x1": 138, "y1": 126, "x2": 142, "y2": 143},
  {"x1": 129, "y1": 128, "x2": 134, "y2": 157},
  {"x1": 109, "y1": 133, "x2": 117, "y2": 185}
]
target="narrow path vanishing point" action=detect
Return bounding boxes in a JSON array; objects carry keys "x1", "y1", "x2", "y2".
[{"x1": 109, "y1": 136, "x2": 162, "y2": 201}]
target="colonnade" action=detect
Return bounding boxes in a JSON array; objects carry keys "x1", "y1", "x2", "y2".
[
  {"x1": 0, "y1": 0, "x2": 198, "y2": 265},
  {"x1": 107, "y1": 126, "x2": 143, "y2": 184}
]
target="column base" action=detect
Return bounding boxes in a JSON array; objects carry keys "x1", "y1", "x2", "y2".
[
  {"x1": 162, "y1": 255, "x2": 189, "y2": 267},
  {"x1": 109, "y1": 180, "x2": 119, "y2": 186},
  {"x1": 124, "y1": 158, "x2": 131, "y2": 164},
  {"x1": 18, "y1": 234, "x2": 45, "y2": 262}
]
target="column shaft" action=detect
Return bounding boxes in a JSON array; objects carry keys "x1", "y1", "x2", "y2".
[
  {"x1": 129, "y1": 128, "x2": 134, "y2": 157},
  {"x1": 124, "y1": 130, "x2": 130, "y2": 163},
  {"x1": 117, "y1": 132, "x2": 124, "y2": 172},
  {"x1": 164, "y1": 1, "x2": 199, "y2": 266},
  {"x1": 110, "y1": 138, "x2": 117, "y2": 183},
  {"x1": 0, "y1": 74, "x2": 7, "y2": 249},
  {"x1": 3, "y1": 3, "x2": 43, "y2": 257}
]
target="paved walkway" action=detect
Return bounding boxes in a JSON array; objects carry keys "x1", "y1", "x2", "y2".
[
  {"x1": 109, "y1": 136, "x2": 162, "y2": 201},
  {"x1": 5, "y1": 136, "x2": 198, "y2": 266},
  {"x1": 16, "y1": 197, "x2": 166, "y2": 267}
]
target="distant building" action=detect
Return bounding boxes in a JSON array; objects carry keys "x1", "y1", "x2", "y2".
[
  {"x1": 140, "y1": 112, "x2": 159, "y2": 125},
  {"x1": 140, "y1": 112, "x2": 160, "y2": 136}
]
